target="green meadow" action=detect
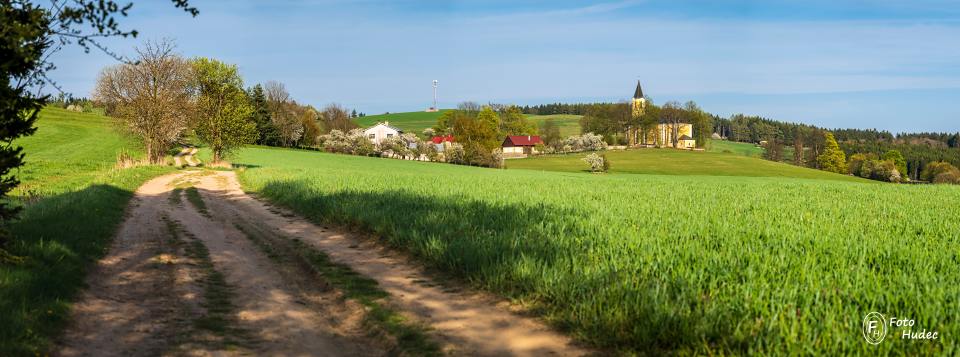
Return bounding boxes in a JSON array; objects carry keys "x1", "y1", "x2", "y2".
[
  {"x1": 526, "y1": 114, "x2": 583, "y2": 137},
  {"x1": 706, "y1": 138, "x2": 764, "y2": 157},
  {"x1": 233, "y1": 146, "x2": 958, "y2": 355},
  {"x1": 507, "y1": 148, "x2": 868, "y2": 182},
  {"x1": 1, "y1": 108, "x2": 173, "y2": 355},
  {"x1": 353, "y1": 110, "x2": 450, "y2": 134}
]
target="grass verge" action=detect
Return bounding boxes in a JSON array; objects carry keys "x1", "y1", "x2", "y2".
[{"x1": 0, "y1": 166, "x2": 175, "y2": 355}]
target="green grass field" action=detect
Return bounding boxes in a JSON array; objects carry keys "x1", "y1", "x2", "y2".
[
  {"x1": 507, "y1": 149, "x2": 868, "y2": 182},
  {"x1": 353, "y1": 110, "x2": 451, "y2": 134},
  {"x1": 706, "y1": 139, "x2": 764, "y2": 157},
  {"x1": 1, "y1": 107, "x2": 173, "y2": 355},
  {"x1": 353, "y1": 110, "x2": 584, "y2": 138},
  {"x1": 526, "y1": 114, "x2": 582, "y2": 137},
  {"x1": 233, "y1": 146, "x2": 957, "y2": 355}
]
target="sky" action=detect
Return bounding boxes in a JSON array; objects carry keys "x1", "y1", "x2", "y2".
[{"x1": 46, "y1": 0, "x2": 960, "y2": 133}]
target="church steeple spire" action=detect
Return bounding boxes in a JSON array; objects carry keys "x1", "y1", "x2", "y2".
[{"x1": 633, "y1": 80, "x2": 644, "y2": 99}]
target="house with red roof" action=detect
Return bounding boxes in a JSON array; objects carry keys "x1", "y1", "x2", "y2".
[
  {"x1": 501, "y1": 135, "x2": 543, "y2": 158},
  {"x1": 430, "y1": 135, "x2": 455, "y2": 144}
]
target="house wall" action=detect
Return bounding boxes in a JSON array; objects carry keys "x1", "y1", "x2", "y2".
[
  {"x1": 640, "y1": 123, "x2": 694, "y2": 148},
  {"x1": 363, "y1": 124, "x2": 400, "y2": 145}
]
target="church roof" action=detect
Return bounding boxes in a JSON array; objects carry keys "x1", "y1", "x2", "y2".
[{"x1": 633, "y1": 81, "x2": 644, "y2": 99}]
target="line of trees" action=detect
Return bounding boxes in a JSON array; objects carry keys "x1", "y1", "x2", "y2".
[
  {"x1": 715, "y1": 113, "x2": 960, "y2": 181},
  {"x1": 520, "y1": 102, "x2": 617, "y2": 116},
  {"x1": 574, "y1": 100, "x2": 712, "y2": 148},
  {"x1": 93, "y1": 40, "x2": 360, "y2": 164},
  {"x1": 431, "y1": 103, "x2": 538, "y2": 167}
]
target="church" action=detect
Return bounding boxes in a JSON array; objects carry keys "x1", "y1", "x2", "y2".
[{"x1": 628, "y1": 81, "x2": 696, "y2": 149}]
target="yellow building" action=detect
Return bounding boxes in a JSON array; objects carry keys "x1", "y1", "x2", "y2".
[{"x1": 629, "y1": 81, "x2": 695, "y2": 149}]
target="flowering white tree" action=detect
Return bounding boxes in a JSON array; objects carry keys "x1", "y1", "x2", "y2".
[{"x1": 582, "y1": 153, "x2": 609, "y2": 173}]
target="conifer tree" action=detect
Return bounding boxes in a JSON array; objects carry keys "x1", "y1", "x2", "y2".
[{"x1": 817, "y1": 132, "x2": 847, "y2": 173}]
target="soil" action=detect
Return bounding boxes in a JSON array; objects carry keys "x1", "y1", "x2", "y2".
[{"x1": 55, "y1": 170, "x2": 590, "y2": 356}]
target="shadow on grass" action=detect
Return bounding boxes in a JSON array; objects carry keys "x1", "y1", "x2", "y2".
[
  {"x1": 0, "y1": 184, "x2": 134, "y2": 356},
  {"x1": 255, "y1": 179, "x2": 739, "y2": 354}
]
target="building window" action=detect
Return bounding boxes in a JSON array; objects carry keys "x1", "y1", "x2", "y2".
[
  {"x1": 368, "y1": 134, "x2": 375, "y2": 139},
  {"x1": 387, "y1": 134, "x2": 394, "y2": 137}
]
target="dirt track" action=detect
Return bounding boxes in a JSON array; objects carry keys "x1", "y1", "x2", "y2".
[{"x1": 56, "y1": 170, "x2": 588, "y2": 356}]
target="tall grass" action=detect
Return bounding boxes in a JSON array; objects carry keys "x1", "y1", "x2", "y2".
[{"x1": 235, "y1": 147, "x2": 959, "y2": 355}]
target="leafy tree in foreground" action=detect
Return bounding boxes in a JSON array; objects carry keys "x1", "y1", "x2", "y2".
[
  {"x1": 191, "y1": 57, "x2": 256, "y2": 162},
  {"x1": 817, "y1": 132, "x2": 847, "y2": 174},
  {"x1": 1, "y1": 0, "x2": 197, "y2": 253}
]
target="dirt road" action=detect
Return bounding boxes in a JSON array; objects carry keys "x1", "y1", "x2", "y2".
[{"x1": 56, "y1": 170, "x2": 589, "y2": 356}]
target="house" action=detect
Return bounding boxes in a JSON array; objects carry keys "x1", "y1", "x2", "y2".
[
  {"x1": 363, "y1": 122, "x2": 403, "y2": 145},
  {"x1": 501, "y1": 135, "x2": 543, "y2": 158},
  {"x1": 626, "y1": 81, "x2": 697, "y2": 149},
  {"x1": 430, "y1": 135, "x2": 455, "y2": 152},
  {"x1": 430, "y1": 135, "x2": 455, "y2": 144}
]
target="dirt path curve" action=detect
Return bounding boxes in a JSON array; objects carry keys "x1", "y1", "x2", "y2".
[
  {"x1": 56, "y1": 171, "x2": 382, "y2": 357},
  {"x1": 194, "y1": 171, "x2": 590, "y2": 356},
  {"x1": 174, "y1": 147, "x2": 200, "y2": 167}
]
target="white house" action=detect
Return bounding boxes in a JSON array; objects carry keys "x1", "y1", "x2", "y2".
[{"x1": 363, "y1": 122, "x2": 403, "y2": 145}]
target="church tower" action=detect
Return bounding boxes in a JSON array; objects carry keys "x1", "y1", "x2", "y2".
[{"x1": 631, "y1": 80, "x2": 646, "y2": 119}]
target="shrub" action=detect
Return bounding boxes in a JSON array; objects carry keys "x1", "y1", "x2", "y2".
[
  {"x1": 582, "y1": 153, "x2": 607, "y2": 173},
  {"x1": 921, "y1": 161, "x2": 960, "y2": 184}
]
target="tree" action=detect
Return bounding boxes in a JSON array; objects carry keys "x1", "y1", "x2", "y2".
[
  {"x1": 660, "y1": 101, "x2": 685, "y2": 147},
  {"x1": 263, "y1": 81, "x2": 302, "y2": 146},
  {"x1": 793, "y1": 127, "x2": 805, "y2": 166},
  {"x1": 949, "y1": 133, "x2": 960, "y2": 148},
  {"x1": 1, "y1": 1, "x2": 197, "y2": 248},
  {"x1": 763, "y1": 139, "x2": 783, "y2": 161},
  {"x1": 498, "y1": 106, "x2": 537, "y2": 135},
  {"x1": 299, "y1": 107, "x2": 322, "y2": 147},
  {"x1": 684, "y1": 101, "x2": 711, "y2": 148},
  {"x1": 319, "y1": 103, "x2": 356, "y2": 133},
  {"x1": 247, "y1": 84, "x2": 280, "y2": 146},
  {"x1": 191, "y1": 57, "x2": 256, "y2": 162},
  {"x1": 882, "y1": 150, "x2": 907, "y2": 179},
  {"x1": 94, "y1": 40, "x2": 194, "y2": 163},
  {"x1": 817, "y1": 132, "x2": 846, "y2": 173},
  {"x1": 539, "y1": 119, "x2": 562, "y2": 149}
]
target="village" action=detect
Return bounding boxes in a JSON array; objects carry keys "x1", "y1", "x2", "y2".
[{"x1": 354, "y1": 82, "x2": 700, "y2": 166}]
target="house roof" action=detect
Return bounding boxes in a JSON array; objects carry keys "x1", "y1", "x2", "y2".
[
  {"x1": 365, "y1": 122, "x2": 403, "y2": 133},
  {"x1": 430, "y1": 135, "x2": 454, "y2": 144},
  {"x1": 503, "y1": 135, "x2": 543, "y2": 147},
  {"x1": 633, "y1": 80, "x2": 644, "y2": 99},
  {"x1": 678, "y1": 135, "x2": 693, "y2": 141}
]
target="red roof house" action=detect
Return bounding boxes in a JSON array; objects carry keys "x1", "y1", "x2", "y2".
[
  {"x1": 502, "y1": 135, "x2": 543, "y2": 147},
  {"x1": 501, "y1": 135, "x2": 543, "y2": 157},
  {"x1": 430, "y1": 135, "x2": 455, "y2": 144}
]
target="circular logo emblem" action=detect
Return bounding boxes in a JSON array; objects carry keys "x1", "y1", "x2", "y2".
[{"x1": 863, "y1": 312, "x2": 887, "y2": 345}]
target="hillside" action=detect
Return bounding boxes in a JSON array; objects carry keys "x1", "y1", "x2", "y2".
[
  {"x1": 706, "y1": 139, "x2": 764, "y2": 157},
  {"x1": 353, "y1": 110, "x2": 450, "y2": 134},
  {"x1": 507, "y1": 149, "x2": 868, "y2": 182},
  {"x1": 526, "y1": 114, "x2": 582, "y2": 137},
  {"x1": 232, "y1": 146, "x2": 958, "y2": 355},
  {"x1": 2, "y1": 107, "x2": 172, "y2": 354},
  {"x1": 352, "y1": 110, "x2": 584, "y2": 137}
]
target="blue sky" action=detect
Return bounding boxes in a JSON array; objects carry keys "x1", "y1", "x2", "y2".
[{"x1": 47, "y1": 0, "x2": 960, "y2": 133}]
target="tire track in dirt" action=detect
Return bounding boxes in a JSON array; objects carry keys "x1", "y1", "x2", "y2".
[
  {"x1": 192, "y1": 171, "x2": 591, "y2": 356},
  {"x1": 56, "y1": 172, "x2": 383, "y2": 357}
]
